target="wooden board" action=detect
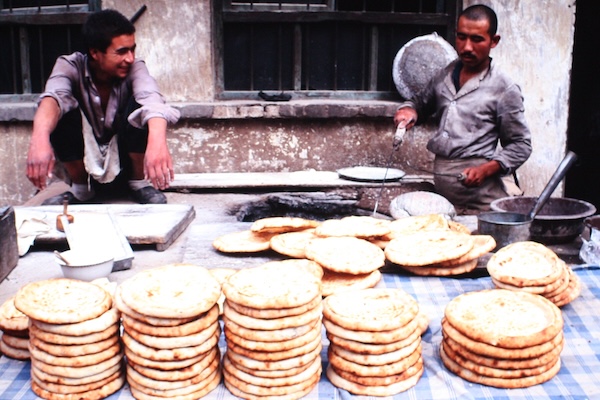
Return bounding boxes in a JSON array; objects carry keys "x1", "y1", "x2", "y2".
[{"x1": 14, "y1": 204, "x2": 195, "y2": 253}]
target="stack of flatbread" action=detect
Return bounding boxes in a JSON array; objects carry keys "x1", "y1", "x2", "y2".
[
  {"x1": 323, "y1": 288, "x2": 425, "y2": 396},
  {"x1": 384, "y1": 215, "x2": 495, "y2": 276},
  {"x1": 221, "y1": 261, "x2": 323, "y2": 399},
  {"x1": 0, "y1": 296, "x2": 30, "y2": 360},
  {"x1": 487, "y1": 241, "x2": 581, "y2": 307},
  {"x1": 440, "y1": 289, "x2": 564, "y2": 388},
  {"x1": 305, "y1": 216, "x2": 390, "y2": 296},
  {"x1": 13, "y1": 278, "x2": 124, "y2": 399},
  {"x1": 116, "y1": 264, "x2": 222, "y2": 399},
  {"x1": 213, "y1": 217, "x2": 320, "y2": 254}
]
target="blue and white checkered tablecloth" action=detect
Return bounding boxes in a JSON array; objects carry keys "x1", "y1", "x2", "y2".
[{"x1": 2, "y1": 265, "x2": 600, "y2": 400}]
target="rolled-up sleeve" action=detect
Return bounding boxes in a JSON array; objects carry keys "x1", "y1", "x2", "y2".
[
  {"x1": 39, "y1": 56, "x2": 81, "y2": 117},
  {"x1": 126, "y1": 60, "x2": 180, "y2": 128}
]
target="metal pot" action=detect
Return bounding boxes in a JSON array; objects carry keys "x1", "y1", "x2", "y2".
[
  {"x1": 490, "y1": 197, "x2": 596, "y2": 244},
  {"x1": 477, "y1": 151, "x2": 579, "y2": 249}
]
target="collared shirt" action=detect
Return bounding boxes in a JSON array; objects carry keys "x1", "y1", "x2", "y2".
[
  {"x1": 398, "y1": 59, "x2": 532, "y2": 174},
  {"x1": 40, "y1": 52, "x2": 180, "y2": 143}
]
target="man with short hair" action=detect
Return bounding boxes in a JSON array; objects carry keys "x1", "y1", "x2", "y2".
[
  {"x1": 26, "y1": 9, "x2": 179, "y2": 205},
  {"x1": 394, "y1": 4, "x2": 532, "y2": 211}
]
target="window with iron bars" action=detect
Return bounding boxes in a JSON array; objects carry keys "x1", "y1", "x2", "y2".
[
  {"x1": 0, "y1": 0, "x2": 100, "y2": 99},
  {"x1": 218, "y1": 0, "x2": 461, "y2": 100}
]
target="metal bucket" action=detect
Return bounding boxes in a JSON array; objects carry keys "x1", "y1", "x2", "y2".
[{"x1": 477, "y1": 211, "x2": 532, "y2": 251}]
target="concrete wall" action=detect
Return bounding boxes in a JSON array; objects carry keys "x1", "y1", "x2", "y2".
[{"x1": 0, "y1": 0, "x2": 576, "y2": 206}]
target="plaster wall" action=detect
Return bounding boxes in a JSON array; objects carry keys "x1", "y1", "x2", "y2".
[{"x1": 0, "y1": 0, "x2": 577, "y2": 206}]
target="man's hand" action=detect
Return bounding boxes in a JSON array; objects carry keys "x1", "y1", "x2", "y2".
[
  {"x1": 26, "y1": 97, "x2": 60, "y2": 190},
  {"x1": 26, "y1": 138, "x2": 55, "y2": 190},
  {"x1": 460, "y1": 160, "x2": 502, "y2": 187},
  {"x1": 144, "y1": 118, "x2": 174, "y2": 190},
  {"x1": 393, "y1": 107, "x2": 418, "y2": 130}
]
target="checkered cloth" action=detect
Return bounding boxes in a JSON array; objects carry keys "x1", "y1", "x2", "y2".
[{"x1": 2, "y1": 266, "x2": 599, "y2": 399}]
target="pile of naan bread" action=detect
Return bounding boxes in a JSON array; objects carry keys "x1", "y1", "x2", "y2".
[
  {"x1": 441, "y1": 289, "x2": 565, "y2": 388},
  {"x1": 0, "y1": 213, "x2": 583, "y2": 398}
]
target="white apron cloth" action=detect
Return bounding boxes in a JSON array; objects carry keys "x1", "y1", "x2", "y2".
[{"x1": 81, "y1": 110, "x2": 121, "y2": 184}]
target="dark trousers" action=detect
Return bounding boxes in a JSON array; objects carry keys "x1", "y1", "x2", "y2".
[{"x1": 49, "y1": 99, "x2": 149, "y2": 189}]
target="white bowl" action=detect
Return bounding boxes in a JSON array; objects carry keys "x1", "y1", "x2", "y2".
[{"x1": 56, "y1": 250, "x2": 114, "y2": 281}]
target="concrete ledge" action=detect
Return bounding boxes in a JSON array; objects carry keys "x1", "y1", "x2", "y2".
[
  {"x1": 1, "y1": 100, "x2": 399, "y2": 122},
  {"x1": 170, "y1": 171, "x2": 433, "y2": 190}
]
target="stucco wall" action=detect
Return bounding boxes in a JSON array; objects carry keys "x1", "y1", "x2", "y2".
[{"x1": 0, "y1": 0, "x2": 577, "y2": 206}]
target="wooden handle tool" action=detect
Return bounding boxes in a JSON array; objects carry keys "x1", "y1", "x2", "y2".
[{"x1": 56, "y1": 194, "x2": 74, "y2": 232}]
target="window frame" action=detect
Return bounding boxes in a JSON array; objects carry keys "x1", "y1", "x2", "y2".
[
  {"x1": 215, "y1": 0, "x2": 462, "y2": 100},
  {"x1": 0, "y1": 0, "x2": 100, "y2": 100}
]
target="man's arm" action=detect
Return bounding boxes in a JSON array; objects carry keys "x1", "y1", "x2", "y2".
[
  {"x1": 143, "y1": 117, "x2": 173, "y2": 190},
  {"x1": 26, "y1": 97, "x2": 61, "y2": 190}
]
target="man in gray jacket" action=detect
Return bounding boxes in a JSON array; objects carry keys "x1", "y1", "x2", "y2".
[{"x1": 394, "y1": 4, "x2": 532, "y2": 211}]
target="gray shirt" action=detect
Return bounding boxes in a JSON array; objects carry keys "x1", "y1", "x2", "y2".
[
  {"x1": 40, "y1": 52, "x2": 180, "y2": 142},
  {"x1": 399, "y1": 59, "x2": 532, "y2": 174}
]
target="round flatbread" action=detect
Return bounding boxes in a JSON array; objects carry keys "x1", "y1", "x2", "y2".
[
  {"x1": 29, "y1": 334, "x2": 118, "y2": 358},
  {"x1": 259, "y1": 259, "x2": 324, "y2": 280},
  {"x1": 327, "y1": 363, "x2": 422, "y2": 396},
  {"x1": 127, "y1": 347, "x2": 219, "y2": 382},
  {"x1": 322, "y1": 269, "x2": 382, "y2": 297},
  {"x1": 124, "y1": 346, "x2": 205, "y2": 371},
  {"x1": 1, "y1": 333, "x2": 28, "y2": 350},
  {"x1": 122, "y1": 329, "x2": 219, "y2": 361},
  {"x1": 0, "y1": 336, "x2": 30, "y2": 360},
  {"x1": 323, "y1": 315, "x2": 420, "y2": 345},
  {"x1": 224, "y1": 345, "x2": 321, "y2": 372},
  {"x1": 328, "y1": 344, "x2": 422, "y2": 376},
  {"x1": 226, "y1": 294, "x2": 321, "y2": 320},
  {"x1": 227, "y1": 352, "x2": 314, "y2": 379},
  {"x1": 114, "y1": 286, "x2": 196, "y2": 327},
  {"x1": 118, "y1": 264, "x2": 221, "y2": 319},
  {"x1": 223, "y1": 361, "x2": 321, "y2": 397},
  {"x1": 251, "y1": 217, "x2": 320, "y2": 234},
  {"x1": 0, "y1": 296, "x2": 29, "y2": 331},
  {"x1": 443, "y1": 334, "x2": 563, "y2": 370},
  {"x1": 223, "y1": 262, "x2": 321, "y2": 309},
  {"x1": 223, "y1": 314, "x2": 320, "y2": 343},
  {"x1": 30, "y1": 307, "x2": 119, "y2": 337},
  {"x1": 487, "y1": 241, "x2": 564, "y2": 287},
  {"x1": 223, "y1": 353, "x2": 321, "y2": 388},
  {"x1": 438, "y1": 235, "x2": 496, "y2": 267},
  {"x1": 270, "y1": 229, "x2": 318, "y2": 258},
  {"x1": 315, "y1": 216, "x2": 391, "y2": 239},
  {"x1": 227, "y1": 331, "x2": 321, "y2": 362},
  {"x1": 323, "y1": 288, "x2": 419, "y2": 332},
  {"x1": 31, "y1": 367, "x2": 122, "y2": 395},
  {"x1": 31, "y1": 361, "x2": 121, "y2": 386},
  {"x1": 129, "y1": 368, "x2": 220, "y2": 400},
  {"x1": 124, "y1": 319, "x2": 220, "y2": 350},
  {"x1": 121, "y1": 304, "x2": 218, "y2": 338},
  {"x1": 224, "y1": 366, "x2": 319, "y2": 400},
  {"x1": 225, "y1": 322, "x2": 321, "y2": 352},
  {"x1": 441, "y1": 318, "x2": 564, "y2": 360},
  {"x1": 444, "y1": 289, "x2": 563, "y2": 349},
  {"x1": 440, "y1": 345, "x2": 561, "y2": 388},
  {"x1": 305, "y1": 236, "x2": 385, "y2": 274},
  {"x1": 330, "y1": 336, "x2": 421, "y2": 366},
  {"x1": 213, "y1": 229, "x2": 277, "y2": 253},
  {"x1": 442, "y1": 338, "x2": 560, "y2": 377},
  {"x1": 31, "y1": 373, "x2": 124, "y2": 400},
  {"x1": 223, "y1": 301, "x2": 322, "y2": 331},
  {"x1": 29, "y1": 340, "x2": 121, "y2": 367},
  {"x1": 15, "y1": 278, "x2": 112, "y2": 324},
  {"x1": 400, "y1": 259, "x2": 478, "y2": 277},
  {"x1": 31, "y1": 351, "x2": 123, "y2": 379},
  {"x1": 385, "y1": 230, "x2": 474, "y2": 267},
  {"x1": 29, "y1": 322, "x2": 119, "y2": 346},
  {"x1": 385, "y1": 214, "x2": 449, "y2": 239}
]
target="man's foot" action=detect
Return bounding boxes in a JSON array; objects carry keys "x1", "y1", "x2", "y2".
[
  {"x1": 131, "y1": 186, "x2": 167, "y2": 204},
  {"x1": 41, "y1": 191, "x2": 91, "y2": 206}
]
